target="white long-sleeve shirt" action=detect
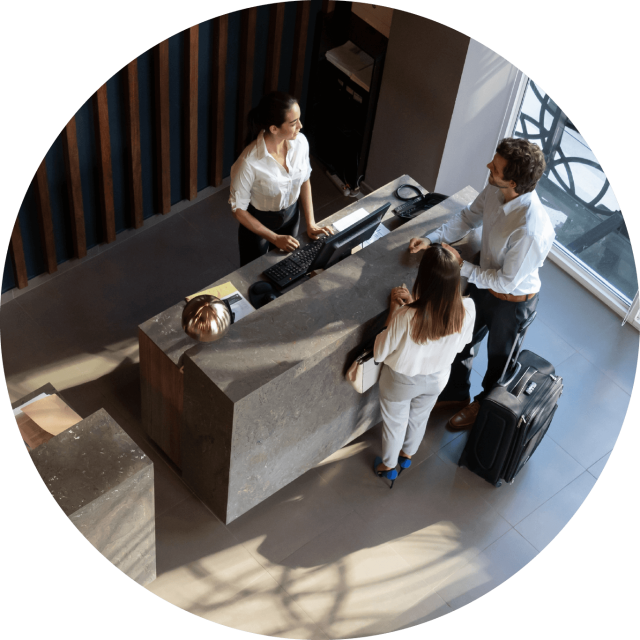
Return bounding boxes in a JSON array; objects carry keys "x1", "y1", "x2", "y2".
[
  {"x1": 229, "y1": 131, "x2": 312, "y2": 213},
  {"x1": 426, "y1": 185, "x2": 555, "y2": 295},
  {"x1": 374, "y1": 298, "x2": 475, "y2": 377}
]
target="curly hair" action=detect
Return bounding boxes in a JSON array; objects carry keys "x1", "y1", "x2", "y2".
[{"x1": 496, "y1": 138, "x2": 546, "y2": 195}]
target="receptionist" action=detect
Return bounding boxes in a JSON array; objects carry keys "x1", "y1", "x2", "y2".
[{"x1": 229, "y1": 92, "x2": 334, "y2": 267}]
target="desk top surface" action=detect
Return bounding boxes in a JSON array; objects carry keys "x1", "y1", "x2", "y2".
[{"x1": 139, "y1": 178, "x2": 477, "y2": 401}]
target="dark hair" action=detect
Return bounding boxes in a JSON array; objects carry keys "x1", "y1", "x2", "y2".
[
  {"x1": 496, "y1": 138, "x2": 546, "y2": 195},
  {"x1": 407, "y1": 244, "x2": 465, "y2": 343},
  {"x1": 246, "y1": 92, "x2": 298, "y2": 145}
]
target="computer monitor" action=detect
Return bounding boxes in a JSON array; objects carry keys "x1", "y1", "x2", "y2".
[{"x1": 310, "y1": 202, "x2": 391, "y2": 271}]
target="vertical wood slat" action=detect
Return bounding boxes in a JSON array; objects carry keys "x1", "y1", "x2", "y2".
[
  {"x1": 184, "y1": 26, "x2": 199, "y2": 201},
  {"x1": 210, "y1": 15, "x2": 228, "y2": 187},
  {"x1": 123, "y1": 60, "x2": 144, "y2": 229},
  {"x1": 155, "y1": 40, "x2": 171, "y2": 214},
  {"x1": 264, "y1": 3, "x2": 286, "y2": 94},
  {"x1": 290, "y1": 1, "x2": 312, "y2": 99},
  {"x1": 93, "y1": 84, "x2": 116, "y2": 243},
  {"x1": 33, "y1": 161, "x2": 57, "y2": 273},
  {"x1": 236, "y1": 7, "x2": 257, "y2": 158},
  {"x1": 9, "y1": 219, "x2": 28, "y2": 289},
  {"x1": 62, "y1": 117, "x2": 87, "y2": 258}
]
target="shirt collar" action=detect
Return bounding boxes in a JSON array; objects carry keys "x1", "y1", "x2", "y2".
[
  {"x1": 501, "y1": 190, "x2": 534, "y2": 215},
  {"x1": 255, "y1": 130, "x2": 293, "y2": 161}
]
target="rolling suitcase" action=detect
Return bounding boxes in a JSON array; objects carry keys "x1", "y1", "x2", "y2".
[{"x1": 458, "y1": 312, "x2": 564, "y2": 487}]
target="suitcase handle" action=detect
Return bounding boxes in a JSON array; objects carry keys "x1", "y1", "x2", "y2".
[
  {"x1": 497, "y1": 310, "x2": 537, "y2": 386},
  {"x1": 510, "y1": 367, "x2": 537, "y2": 397}
]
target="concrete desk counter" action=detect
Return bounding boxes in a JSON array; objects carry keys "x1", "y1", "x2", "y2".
[{"x1": 139, "y1": 177, "x2": 477, "y2": 523}]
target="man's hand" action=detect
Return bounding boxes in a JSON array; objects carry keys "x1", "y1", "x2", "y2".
[
  {"x1": 307, "y1": 224, "x2": 334, "y2": 241},
  {"x1": 409, "y1": 237, "x2": 431, "y2": 253},
  {"x1": 273, "y1": 235, "x2": 300, "y2": 252}
]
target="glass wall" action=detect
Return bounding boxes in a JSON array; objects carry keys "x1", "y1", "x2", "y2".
[{"x1": 513, "y1": 81, "x2": 637, "y2": 302}]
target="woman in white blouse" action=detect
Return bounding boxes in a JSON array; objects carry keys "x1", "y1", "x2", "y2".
[
  {"x1": 372, "y1": 244, "x2": 475, "y2": 485},
  {"x1": 229, "y1": 92, "x2": 333, "y2": 266}
]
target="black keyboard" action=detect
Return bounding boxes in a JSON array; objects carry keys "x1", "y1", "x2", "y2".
[{"x1": 263, "y1": 237, "x2": 326, "y2": 288}]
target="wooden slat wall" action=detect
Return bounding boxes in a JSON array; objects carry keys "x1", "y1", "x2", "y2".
[
  {"x1": 290, "y1": 1, "x2": 312, "y2": 98},
  {"x1": 33, "y1": 161, "x2": 57, "y2": 273},
  {"x1": 236, "y1": 7, "x2": 257, "y2": 158},
  {"x1": 9, "y1": 219, "x2": 28, "y2": 289},
  {"x1": 264, "y1": 3, "x2": 286, "y2": 94},
  {"x1": 155, "y1": 40, "x2": 171, "y2": 214},
  {"x1": 93, "y1": 84, "x2": 116, "y2": 243},
  {"x1": 62, "y1": 116, "x2": 87, "y2": 259},
  {"x1": 184, "y1": 26, "x2": 199, "y2": 201},
  {"x1": 123, "y1": 61, "x2": 144, "y2": 229},
  {"x1": 210, "y1": 15, "x2": 228, "y2": 187}
]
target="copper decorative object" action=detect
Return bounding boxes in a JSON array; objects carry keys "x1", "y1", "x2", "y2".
[{"x1": 182, "y1": 295, "x2": 232, "y2": 342}]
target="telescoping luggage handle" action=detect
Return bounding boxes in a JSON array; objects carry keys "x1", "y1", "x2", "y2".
[{"x1": 496, "y1": 311, "x2": 537, "y2": 389}]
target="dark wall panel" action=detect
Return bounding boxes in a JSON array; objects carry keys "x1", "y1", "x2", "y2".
[
  {"x1": 138, "y1": 48, "x2": 156, "y2": 219},
  {"x1": 300, "y1": 0, "x2": 324, "y2": 115},
  {"x1": 168, "y1": 33, "x2": 184, "y2": 205},
  {"x1": 197, "y1": 19, "x2": 213, "y2": 191},
  {"x1": 106, "y1": 71, "x2": 128, "y2": 233},
  {"x1": 44, "y1": 137, "x2": 73, "y2": 263},
  {"x1": 223, "y1": 11, "x2": 242, "y2": 176},
  {"x1": 277, "y1": 2, "x2": 297, "y2": 96},
  {"x1": 74, "y1": 98, "x2": 100, "y2": 248},
  {"x1": 16, "y1": 183, "x2": 45, "y2": 279},
  {"x1": 2, "y1": 253, "x2": 15, "y2": 293},
  {"x1": 252, "y1": 5, "x2": 270, "y2": 103}
]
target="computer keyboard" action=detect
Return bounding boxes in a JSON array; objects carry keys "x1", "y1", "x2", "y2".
[{"x1": 263, "y1": 236, "x2": 326, "y2": 288}]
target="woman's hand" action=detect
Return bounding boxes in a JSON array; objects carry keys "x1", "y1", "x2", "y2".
[
  {"x1": 391, "y1": 285, "x2": 413, "y2": 305},
  {"x1": 273, "y1": 234, "x2": 300, "y2": 252},
  {"x1": 307, "y1": 224, "x2": 335, "y2": 241}
]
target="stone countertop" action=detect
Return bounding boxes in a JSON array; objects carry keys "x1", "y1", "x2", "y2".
[
  {"x1": 186, "y1": 184, "x2": 478, "y2": 403},
  {"x1": 138, "y1": 174, "x2": 425, "y2": 366},
  {"x1": 29, "y1": 408, "x2": 152, "y2": 516}
]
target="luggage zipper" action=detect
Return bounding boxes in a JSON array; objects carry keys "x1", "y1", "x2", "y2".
[{"x1": 517, "y1": 376, "x2": 563, "y2": 428}]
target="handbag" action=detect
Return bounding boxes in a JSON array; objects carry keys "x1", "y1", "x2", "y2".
[{"x1": 346, "y1": 346, "x2": 382, "y2": 393}]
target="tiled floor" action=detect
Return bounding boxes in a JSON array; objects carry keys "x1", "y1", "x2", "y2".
[{"x1": 1, "y1": 162, "x2": 637, "y2": 638}]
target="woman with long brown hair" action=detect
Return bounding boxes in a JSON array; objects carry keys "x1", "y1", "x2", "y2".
[{"x1": 372, "y1": 244, "x2": 475, "y2": 486}]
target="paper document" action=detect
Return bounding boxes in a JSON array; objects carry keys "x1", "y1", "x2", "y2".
[
  {"x1": 186, "y1": 281, "x2": 255, "y2": 322},
  {"x1": 361, "y1": 223, "x2": 391, "y2": 248},
  {"x1": 21, "y1": 394, "x2": 83, "y2": 436},
  {"x1": 326, "y1": 41, "x2": 374, "y2": 92},
  {"x1": 332, "y1": 207, "x2": 370, "y2": 232}
]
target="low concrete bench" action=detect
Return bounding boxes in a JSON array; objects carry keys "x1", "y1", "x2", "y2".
[{"x1": 15, "y1": 386, "x2": 156, "y2": 586}]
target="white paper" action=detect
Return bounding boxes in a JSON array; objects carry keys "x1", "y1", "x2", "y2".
[
  {"x1": 13, "y1": 392, "x2": 49, "y2": 417},
  {"x1": 361, "y1": 223, "x2": 391, "y2": 248},
  {"x1": 332, "y1": 207, "x2": 370, "y2": 232},
  {"x1": 325, "y1": 41, "x2": 374, "y2": 76},
  {"x1": 222, "y1": 291, "x2": 254, "y2": 322}
]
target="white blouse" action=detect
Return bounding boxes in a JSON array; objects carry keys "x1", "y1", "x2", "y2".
[
  {"x1": 374, "y1": 298, "x2": 476, "y2": 377},
  {"x1": 229, "y1": 131, "x2": 313, "y2": 213}
]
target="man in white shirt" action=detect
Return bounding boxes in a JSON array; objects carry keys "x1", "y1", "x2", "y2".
[{"x1": 408, "y1": 138, "x2": 555, "y2": 431}]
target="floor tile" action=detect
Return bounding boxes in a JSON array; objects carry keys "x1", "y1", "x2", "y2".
[
  {"x1": 514, "y1": 471, "x2": 597, "y2": 551},
  {"x1": 588, "y1": 452, "x2": 611, "y2": 479},
  {"x1": 438, "y1": 432, "x2": 585, "y2": 526},
  {"x1": 227, "y1": 466, "x2": 354, "y2": 566},
  {"x1": 550, "y1": 352, "x2": 631, "y2": 469},
  {"x1": 265, "y1": 510, "x2": 441, "y2": 639},
  {"x1": 435, "y1": 528, "x2": 537, "y2": 610}
]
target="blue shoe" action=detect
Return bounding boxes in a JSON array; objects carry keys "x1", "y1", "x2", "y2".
[
  {"x1": 374, "y1": 456, "x2": 398, "y2": 489},
  {"x1": 398, "y1": 456, "x2": 412, "y2": 475}
]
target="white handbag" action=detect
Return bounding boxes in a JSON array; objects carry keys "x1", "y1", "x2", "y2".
[{"x1": 346, "y1": 347, "x2": 382, "y2": 393}]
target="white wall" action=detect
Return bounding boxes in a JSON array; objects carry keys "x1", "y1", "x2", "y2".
[{"x1": 434, "y1": 39, "x2": 525, "y2": 196}]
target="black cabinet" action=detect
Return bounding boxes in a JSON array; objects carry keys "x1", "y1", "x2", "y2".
[{"x1": 305, "y1": 6, "x2": 388, "y2": 192}]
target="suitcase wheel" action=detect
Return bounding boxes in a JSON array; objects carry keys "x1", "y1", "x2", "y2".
[{"x1": 494, "y1": 480, "x2": 502, "y2": 488}]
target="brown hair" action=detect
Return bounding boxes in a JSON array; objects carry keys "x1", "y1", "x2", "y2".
[
  {"x1": 407, "y1": 244, "x2": 465, "y2": 343},
  {"x1": 496, "y1": 137, "x2": 546, "y2": 195},
  {"x1": 246, "y1": 92, "x2": 298, "y2": 146}
]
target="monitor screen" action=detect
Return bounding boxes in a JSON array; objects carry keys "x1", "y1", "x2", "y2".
[{"x1": 310, "y1": 202, "x2": 391, "y2": 271}]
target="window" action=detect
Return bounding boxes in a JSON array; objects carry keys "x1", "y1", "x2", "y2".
[{"x1": 513, "y1": 80, "x2": 637, "y2": 308}]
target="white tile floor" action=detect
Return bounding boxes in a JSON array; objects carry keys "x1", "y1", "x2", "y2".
[{"x1": 1, "y1": 164, "x2": 637, "y2": 638}]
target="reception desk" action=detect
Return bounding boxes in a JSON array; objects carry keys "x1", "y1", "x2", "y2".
[{"x1": 139, "y1": 177, "x2": 477, "y2": 523}]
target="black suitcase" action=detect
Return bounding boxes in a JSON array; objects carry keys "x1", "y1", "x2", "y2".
[{"x1": 458, "y1": 312, "x2": 564, "y2": 487}]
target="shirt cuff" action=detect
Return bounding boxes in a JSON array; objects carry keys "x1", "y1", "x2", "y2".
[
  {"x1": 461, "y1": 261, "x2": 473, "y2": 278},
  {"x1": 229, "y1": 194, "x2": 250, "y2": 213},
  {"x1": 424, "y1": 233, "x2": 438, "y2": 243}
]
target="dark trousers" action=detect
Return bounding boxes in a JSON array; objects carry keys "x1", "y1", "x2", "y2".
[
  {"x1": 238, "y1": 201, "x2": 300, "y2": 267},
  {"x1": 438, "y1": 283, "x2": 539, "y2": 402}
]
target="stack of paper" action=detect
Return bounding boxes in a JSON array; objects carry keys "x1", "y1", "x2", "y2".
[{"x1": 325, "y1": 41, "x2": 374, "y2": 92}]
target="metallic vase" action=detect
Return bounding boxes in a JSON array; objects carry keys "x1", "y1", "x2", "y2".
[{"x1": 182, "y1": 294, "x2": 232, "y2": 342}]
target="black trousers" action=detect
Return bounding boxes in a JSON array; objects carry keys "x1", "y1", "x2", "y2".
[
  {"x1": 238, "y1": 201, "x2": 300, "y2": 267},
  {"x1": 438, "y1": 283, "x2": 539, "y2": 402}
]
